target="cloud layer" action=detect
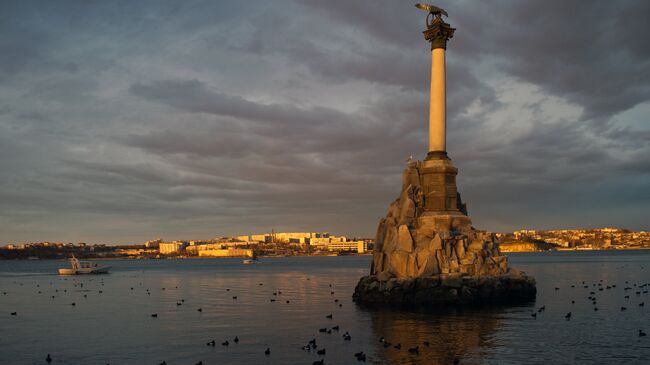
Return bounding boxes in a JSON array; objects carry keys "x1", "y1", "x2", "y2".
[{"x1": 0, "y1": 0, "x2": 648, "y2": 244}]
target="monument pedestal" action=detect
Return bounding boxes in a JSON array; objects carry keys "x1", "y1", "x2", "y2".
[
  {"x1": 353, "y1": 269, "x2": 536, "y2": 307},
  {"x1": 355, "y1": 156, "x2": 536, "y2": 307}
]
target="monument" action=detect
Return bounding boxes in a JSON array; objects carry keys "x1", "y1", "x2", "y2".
[{"x1": 353, "y1": 4, "x2": 536, "y2": 306}]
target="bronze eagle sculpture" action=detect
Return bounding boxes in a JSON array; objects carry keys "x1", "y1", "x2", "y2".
[{"x1": 415, "y1": 3, "x2": 448, "y2": 17}]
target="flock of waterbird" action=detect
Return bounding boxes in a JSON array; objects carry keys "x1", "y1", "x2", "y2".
[
  {"x1": 4, "y1": 276, "x2": 378, "y2": 364},
  {"x1": 3, "y1": 273, "x2": 648, "y2": 364},
  {"x1": 171, "y1": 282, "x2": 370, "y2": 365},
  {"x1": 532, "y1": 279, "x2": 647, "y2": 338}
]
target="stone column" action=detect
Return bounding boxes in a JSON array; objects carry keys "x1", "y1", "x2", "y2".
[
  {"x1": 423, "y1": 12, "x2": 455, "y2": 159},
  {"x1": 416, "y1": 9, "x2": 468, "y2": 222},
  {"x1": 429, "y1": 48, "x2": 446, "y2": 152}
]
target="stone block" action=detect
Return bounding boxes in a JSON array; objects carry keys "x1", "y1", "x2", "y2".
[
  {"x1": 415, "y1": 249, "x2": 429, "y2": 275},
  {"x1": 398, "y1": 195, "x2": 416, "y2": 226},
  {"x1": 498, "y1": 261, "x2": 508, "y2": 272},
  {"x1": 372, "y1": 252, "x2": 383, "y2": 273},
  {"x1": 430, "y1": 234, "x2": 442, "y2": 250},
  {"x1": 377, "y1": 270, "x2": 393, "y2": 282},
  {"x1": 379, "y1": 255, "x2": 388, "y2": 274},
  {"x1": 385, "y1": 278, "x2": 397, "y2": 291},
  {"x1": 402, "y1": 165, "x2": 420, "y2": 189},
  {"x1": 461, "y1": 264, "x2": 475, "y2": 275},
  {"x1": 490, "y1": 256, "x2": 507, "y2": 265},
  {"x1": 396, "y1": 224, "x2": 414, "y2": 252},
  {"x1": 386, "y1": 201, "x2": 400, "y2": 219},
  {"x1": 388, "y1": 250, "x2": 410, "y2": 278},
  {"x1": 449, "y1": 257, "x2": 460, "y2": 272},
  {"x1": 417, "y1": 214, "x2": 472, "y2": 233},
  {"x1": 467, "y1": 240, "x2": 484, "y2": 252},
  {"x1": 455, "y1": 239, "x2": 466, "y2": 259},
  {"x1": 424, "y1": 252, "x2": 441, "y2": 275},
  {"x1": 506, "y1": 268, "x2": 524, "y2": 279},
  {"x1": 374, "y1": 218, "x2": 387, "y2": 250},
  {"x1": 407, "y1": 253, "x2": 418, "y2": 277},
  {"x1": 444, "y1": 241, "x2": 452, "y2": 257},
  {"x1": 382, "y1": 225, "x2": 398, "y2": 253},
  {"x1": 413, "y1": 234, "x2": 429, "y2": 250},
  {"x1": 441, "y1": 273, "x2": 463, "y2": 288},
  {"x1": 459, "y1": 257, "x2": 475, "y2": 266}
]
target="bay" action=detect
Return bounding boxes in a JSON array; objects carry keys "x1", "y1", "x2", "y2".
[{"x1": 1, "y1": 251, "x2": 649, "y2": 364}]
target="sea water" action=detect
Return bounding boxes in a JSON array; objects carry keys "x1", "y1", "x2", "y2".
[{"x1": 1, "y1": 251, "x2": 649, "y2": 364}]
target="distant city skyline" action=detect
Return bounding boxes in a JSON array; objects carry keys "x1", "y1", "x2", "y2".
[{"x1": 1, "y1": 0, "x2": 649, "y2": 244}]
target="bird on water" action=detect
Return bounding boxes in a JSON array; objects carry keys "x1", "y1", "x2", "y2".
[
  {"x1": 408, "y1": 346, "x2": 420, "y2": 355},
  {"x1": 354, "y1": 351, "x2": 367, "y2": 361}
]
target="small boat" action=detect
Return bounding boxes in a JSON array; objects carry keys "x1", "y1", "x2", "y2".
[
  {"x1": 58, "y1": 256, "x2": 111, "y2": 275},
  {"x1": 242, "y1": 258, "x2": 260, "y2": 264}
]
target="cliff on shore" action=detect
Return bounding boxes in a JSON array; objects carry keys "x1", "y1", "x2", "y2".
[{"x1": 499, "y1": 241, "x2": 556, "y2": 252}]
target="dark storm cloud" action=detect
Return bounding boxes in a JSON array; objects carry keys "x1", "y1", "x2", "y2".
[
  {"x1": 299, "y1": 0, "x2": 650, "y2": 122},
  {"x1": 127, "y1": 79, "x2": 429, "y2": 165},
  {"x1": 0, "y1": 0, "x2": 648, "y2": 244},
  {"x1": 480, "y1": 1, "x2": 650, "y2": 122},
  {"x1": 129, "y1": 79, "x2": 360, "y2": 129}
]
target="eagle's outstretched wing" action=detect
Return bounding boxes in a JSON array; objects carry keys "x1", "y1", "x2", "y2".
[{"x1": 414, "y1": 3, "x2": 448, "y2": 17}]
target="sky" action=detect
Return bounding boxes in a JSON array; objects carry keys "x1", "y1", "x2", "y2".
[{"x1": 0, "y1": 0, "x2": 648, "y2": 244}]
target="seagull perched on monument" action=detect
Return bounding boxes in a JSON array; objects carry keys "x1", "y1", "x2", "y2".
[{"x1": 415, "y1": 3, "x2": 448, "y2": 17}]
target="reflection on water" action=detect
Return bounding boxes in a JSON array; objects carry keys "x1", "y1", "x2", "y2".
[{"x1": 366, "y1": 307, "x2": 503, "y2": 365}]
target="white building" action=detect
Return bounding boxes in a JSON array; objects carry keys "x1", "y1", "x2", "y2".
[
  {"x1": 159, "y1": 241, "x2": 187, "y2": 254},
  {"x1": 325, "y1": 240, "x2": 367, "y2": 253}
]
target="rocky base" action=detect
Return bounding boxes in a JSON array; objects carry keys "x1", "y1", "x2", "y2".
[
  {"x1": 371, "y1": 159, "x2": 510, "y2": 280},
  {"x1": 353, "y1": 269, "x2": 536, "y2": 307}
]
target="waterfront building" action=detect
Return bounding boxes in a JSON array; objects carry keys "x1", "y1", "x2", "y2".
[
  {"x1": 325, "y1": 240, "x2": 367, "y2": 253},
  {"x1": 144, "y1": 238, "x2": 162, "y2": 248},
  {"x1": 251, "y1": 234, "x2": 272, "y2": 243},
  {"x1": 197, "y1": 247, "x2": 254, "y2": 258},
  {"x1": 159, "y1": 241, "x2": 188, "y2": 254},
  {"x1": 185, "y1": 245, "x2": 198, "y2": 255},
  {"x1": 117, "y1": 248, "x2": 158, "y2": 256}
]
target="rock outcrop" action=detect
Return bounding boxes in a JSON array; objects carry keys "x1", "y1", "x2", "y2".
[
  {"x1": 354, "y1": 157, "x2": 536, "y2": 306},
  {"x1": 353, "y1": 269, "x2": 536, "y2": 307}
]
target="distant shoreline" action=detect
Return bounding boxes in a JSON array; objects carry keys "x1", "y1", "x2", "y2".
[
  {"x1": 0, "y1": 253, "x2": 375, "y2": 261},
  {"x1": 501, "y1": 247, "x2": 650, "y2": 253},
  {"x1": 4, "y1": 250, "x2": 650, "y2": 261}
]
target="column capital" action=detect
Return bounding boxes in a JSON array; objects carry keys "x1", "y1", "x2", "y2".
[{"x1": 423, "y1": 14, "x2": 455, "y2": 50}]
